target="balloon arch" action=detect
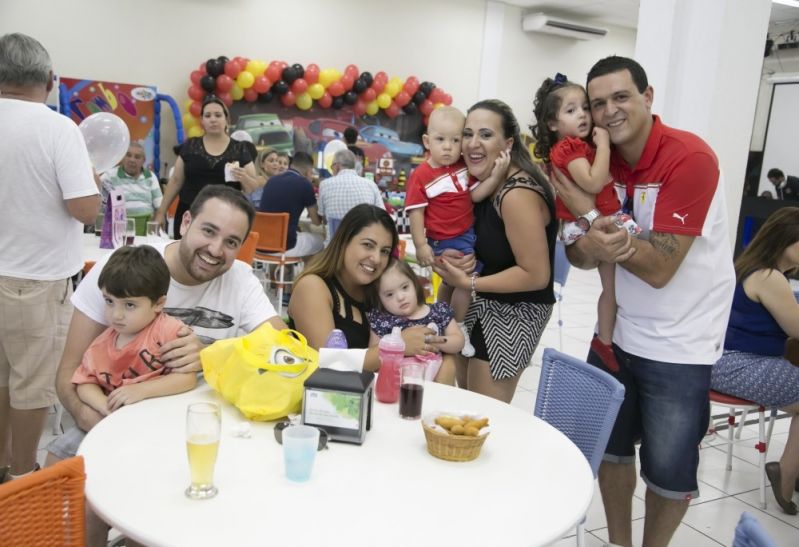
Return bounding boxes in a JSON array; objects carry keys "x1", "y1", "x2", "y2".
[{"x1": 182, "y1": 56, "x2": 454, "y2": 137}]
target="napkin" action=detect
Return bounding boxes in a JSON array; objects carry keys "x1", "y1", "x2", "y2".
[{"x1": 318, "y1": 348, "x2": 367, "y2": 373}]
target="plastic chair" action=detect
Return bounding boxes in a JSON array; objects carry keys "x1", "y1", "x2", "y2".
[
  {"x1": 553, "y1": 240, "x2": 571, "y2": 351},
  {"x1": 733, "y1": 511, "x2": 778, "y2": 547},
  {"x1": 236, "y1": 231, "x2": 260, "y2": 266},
  {"x1": 0, "y1": 456, "x2": 86, "y2": 546},
  {"x1": 535, "y1": 348, "x2": 625, "y2": 547},
  {"x1": 252, "y1": 212, "x2": 303, "y2": 317},
  {"x1": 707, "y1": 390, "x2": 771, "y2": 509}
]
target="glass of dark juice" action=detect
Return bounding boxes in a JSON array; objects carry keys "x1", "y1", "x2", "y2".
[{"x1": 399, "y1": 362, "x2": 424, "y2": 419}]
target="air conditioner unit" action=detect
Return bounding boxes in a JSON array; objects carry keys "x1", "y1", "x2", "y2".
[{"x1": 522, "y1": 13, "x2": 608, "y2": 41}]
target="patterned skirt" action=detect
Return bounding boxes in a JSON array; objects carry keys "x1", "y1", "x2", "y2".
[
  {"x1": 711, "y1": 350, "x2": 799, "y2": 408},
  {"x1": 465, "y1": 296, "x2": 553, "y2": 380}
]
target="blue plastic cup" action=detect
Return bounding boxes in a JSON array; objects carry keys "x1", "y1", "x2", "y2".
[{"x1": 282, "y1": 425, "x2": 320, "y2": 482}]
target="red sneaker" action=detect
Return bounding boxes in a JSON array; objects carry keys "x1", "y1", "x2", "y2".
[{"x1": 590, "y1": 336, "x2": 620, "y2": 373}]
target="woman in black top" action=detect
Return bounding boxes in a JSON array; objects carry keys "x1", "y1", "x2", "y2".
[
  {"x1": 289, "y1": 204, "x2": 444, "y2": 371},
  {"x1": 154, "y1": 97, "x2": 260, "y2": 238},
  {"x1": 435, "y1": 99, "x2": 556, "y2": 403}
]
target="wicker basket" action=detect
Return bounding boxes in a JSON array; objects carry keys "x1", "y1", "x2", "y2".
[{"x1": 422, "y1": 422, "x2": 489, "y2": 462}]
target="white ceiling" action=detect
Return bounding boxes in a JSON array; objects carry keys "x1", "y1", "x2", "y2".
[{"x1": 502, "y1": 0, "x2": 799, "y2": 35}]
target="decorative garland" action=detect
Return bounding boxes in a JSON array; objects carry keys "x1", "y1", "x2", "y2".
[{"x1": 182, "y1": 56, "x2": 453, "y2": 137}]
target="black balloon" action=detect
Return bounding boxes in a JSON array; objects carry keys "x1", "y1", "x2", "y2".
[
  {"x1": 402, "y1": 102, "x2": 418, "y2": 115},
  {"x1": 419, "y1": 81, "x2": 435, "y2": 97},
  {"x1": 353, "y1": 78, "x2": 368, "y2": 94},
  {"x1": 217, "y1": 56, "x2": 230, "y2": 65},
  {"x1": 258, "y1": 91, "x2": 274, "y2": 103},
  {"x1": 281, "y1": 67, "x2": 298, "y2": 84},
  {"x1": 412, "y1": 91, "x2": 426, "y2": 105},
  {"x1": 332, "y1": 96, "x2": 344, "y2": 109},
  {"x1": 343, "y1": 91, "x2": 358, "y2": 105},
  {"x1": 360, "y1": 71, "x2": 373, "y2": 87},
  {"x1": 291, "y1": 63, "x2": 304, "y2": 79},
  {"x1": 205, "y1": 59, "x2": 223, "y2": 78},
  {"x1": 272, "y1": 80, "x2": 289, "y2": 96},
  {"x1": 200, "y1": 75, "x2": 216, "y2": 93}
]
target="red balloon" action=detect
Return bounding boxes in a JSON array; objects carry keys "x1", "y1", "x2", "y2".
[
  {"x1": 318, "y1": 92, "x2": 333, "y2": 109},
  {"x1": 340, "y1": 74, "x2": 354, "y2": 91},
  {"x1": 354, "y1": 100, "x2": 367, "y2": 117},
  {"x1": 328, "y1": 81, "x2": 345, "y2": 97},
  {"x1": 188, "y1": 85, "x2": 205, "y2": 101},
  {"x1": 422, "y1": 114, "x2": 430, "y2": 126},
  {"x1": 305, "y1": 63, "x2": 320, "y2": 85},
  {"x1": 280, "y1": 91, "x2": 296, "y2": 107},
  {"x1": 420, "y1": 99, "x2": 434, "y2": 116},
  {"x1": 345, "y1": 64, "x2": 359, "y2": 78},
  {"x1": 429, "y1": 88, "x2": 445, "y2": 104},
  {"x1": 253, "y1": 75, "x2": 272, "y2": 94},
  {"x1": 278, "y1": 61, "x2": 288, "y2": 69},
  {"x1": 386, "y1": 101, "x2": 400, "y2": 119},
  {"x1": 394, "y1": 90, "x2": 410, "y2": 107},
  {"x1": 266, "y1": 65, "x2": 281, "y2": 82},
  {"x1": 371, "y1": 80, "x2": 385, "y2": 94},
  {"x1": 190, "y1": 70, "x2": 203, "y2": 86},
  {"x1": 403, "y1": 79, "x2": 419, "y2": 95},
  {"x1": 215, "y1": 74, "x2": 234, "y2": 93},
  {"x1": 374, "y1": 71, "x2": 388, "y2": 83},
  {"x1": 291, "y1": 78, "x2": 308, "y2": 94},
  {"x1": 224, "y1": 60, "x2": 242, "y2": 79},
  {"x1": 219, "y1": 92, "x2": 233, "y2": 107},
  {"x1": 189, "y1": 101, "x2": 202, "y2": 118},
  {"x1": 361, "y1": 88, "x2": 376, "y2": 102},
  {"x1": 442, "y1": 93, "x2": 453, "y2": 106},
  {"x1": 244, "y1": 88, "x2": 258, "y2": 102},
  {"x1": 198, "y1": 62, "x2": 207, "y2": 74}
]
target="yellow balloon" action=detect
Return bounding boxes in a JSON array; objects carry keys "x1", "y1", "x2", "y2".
[
  {"x1": 182, "y1": 112, "x2": 199, "y2": 129},
  {"x1": 366, "y1": 101, "x2": 379, "y2": 116},
  {"x1": 183, "y1": 98, "x2": 194, "y2": 112},
  {"x1": 187, "y1": 125, "x2": 204, "y2": 138},
  {"x1": 230, "y1": 83, "x2": 244, "y2": 101},
  {"x1": 385, "y1": 81, "x2": 400, "y2": 98},
  {"x1": 389, "y1": 76, "x2": 402, "y2": 86},
  {"x1": 308, "y1": 83, "x2": 325, "y2": 100},
  {"x1": 237, "y1": 71, "x2": 255, "y2": 89},
  {"x1": 296, "y1": 93, "x2": 313, "y2": 111},
  {"x1": 319, "y1": 68, "x2": 336, "y2": 88},
  {"x1": 245, "y1": 59, "x2": 265, "y2": 76},
  {"x1": 434, "y1": 102, "x2": 444, "y2": 109},
  {"x1": 376, "y1": 93, "x2": 391, "y2": 109}
]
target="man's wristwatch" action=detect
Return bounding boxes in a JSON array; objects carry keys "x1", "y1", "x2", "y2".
[{"x1": 576, "y1": 209, "x2": 600, "y2": 232}]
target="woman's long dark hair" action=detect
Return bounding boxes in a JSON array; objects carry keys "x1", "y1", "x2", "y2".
[{"x1": 735, "y1": 207, "x2": 799, "y2": 280}]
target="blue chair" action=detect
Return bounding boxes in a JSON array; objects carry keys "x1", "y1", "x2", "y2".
[
  {"x1": 733, "y1": 512, "x2": 778, "y2": 547},
  {"x1": 535, "y1": 348, "x2": 625, "y2": 546},
  {"x1": 553, "y1": 240, "x2": 571, "y2": 351}
]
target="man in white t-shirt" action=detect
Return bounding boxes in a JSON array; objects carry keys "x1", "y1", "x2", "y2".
[
  {"x1": 0, "y1": 33, "x2": 101, "y2": 483},
  {"x1": 48, "y1": 186, "x2": 285, "y2": 465},
  {"x1": 552, "y1": 56, "x2": 734, "y2": 547}
]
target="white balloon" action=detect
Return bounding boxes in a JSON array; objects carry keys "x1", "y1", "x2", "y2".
[
  {"x1": 322, "y1": 139, "x2": 348, "y2": 172},
  {"x1": 230, "y1": 129, "x2": 253, "y2": 143},
  {"x1": 79, "y1": 113, "x2": 131, "y2": 173}
]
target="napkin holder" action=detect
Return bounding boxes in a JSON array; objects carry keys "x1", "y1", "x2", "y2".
[{"x1": 302, "y1": 369, "x2": 374, "y2": 445}]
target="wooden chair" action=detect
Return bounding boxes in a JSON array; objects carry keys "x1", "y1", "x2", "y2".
[
  {"x1": 236, "y1": 231, "x2": 260, "y2": 266},
  {"x1": 251, "y1": 212, "x2": 303, "y2": 317},
  {"x1": 0, "y1": 456, "x2": 86, "y2": 546}
]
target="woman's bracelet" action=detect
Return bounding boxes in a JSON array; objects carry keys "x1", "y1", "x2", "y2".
[{"x1": 470, "y1": 274, "x2": 478, "y2": 301}]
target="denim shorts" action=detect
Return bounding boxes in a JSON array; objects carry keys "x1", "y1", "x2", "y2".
[
  {"x1": 588, "y1": 345, "x2": 711, "y2": 500},
  {"x1": 429, "y1": 227, "x2": 483, "y2": 274},
  {"x1": 46, "y1": 426, "x2": 86, "y2": 460}
]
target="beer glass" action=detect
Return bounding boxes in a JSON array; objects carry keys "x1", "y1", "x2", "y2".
[{"x1": 185, "y1": 402, "x2": 221, "y2": 499}]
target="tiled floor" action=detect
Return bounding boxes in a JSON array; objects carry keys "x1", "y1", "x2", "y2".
[{"x1": 37, "y1": 267, "x2": 799, "y2": 545}]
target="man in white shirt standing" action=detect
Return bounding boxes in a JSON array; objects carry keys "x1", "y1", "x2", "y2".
[
  {"x1": 0, "y1": 33, "x2": 101, "y2": 482},
  {"x1": 318, "y1": 149, "x2": 385, "y2": 246}
]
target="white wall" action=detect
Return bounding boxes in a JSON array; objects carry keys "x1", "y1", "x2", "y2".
[{"x1": 2, "y1": 0, "x2": 635, "y2": 167}]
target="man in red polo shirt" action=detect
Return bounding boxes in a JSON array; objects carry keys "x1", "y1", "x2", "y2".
[{"x1": 552, "y1": 56, "x2": 735, "y2": 547}]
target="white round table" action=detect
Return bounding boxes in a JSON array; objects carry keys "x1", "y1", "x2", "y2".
[{"x1": 79, "y1": 383, "x2": 593, "y2": 547}]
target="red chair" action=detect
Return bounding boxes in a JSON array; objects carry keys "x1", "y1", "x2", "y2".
[{"x1": 236, "y1": 231, "x2": 260, "y2": 266}]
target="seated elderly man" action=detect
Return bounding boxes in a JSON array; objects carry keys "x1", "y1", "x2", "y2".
[
  {"x1": 318, "y1": 149, "x2": 385, "y2": 246},
  {"x1": 100, "y1": 142, "x2": 163, "y2": 233}
]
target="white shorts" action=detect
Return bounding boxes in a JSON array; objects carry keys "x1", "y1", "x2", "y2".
[{"x1": 284, "y1": 232, "x2": 324, "y2": 258}]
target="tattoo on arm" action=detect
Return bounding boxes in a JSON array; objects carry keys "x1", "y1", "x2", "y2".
[{"x1": 649, "y1": 231, "x2": 679, "y2": 261}]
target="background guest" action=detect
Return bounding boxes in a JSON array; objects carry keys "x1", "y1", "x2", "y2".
[
  {"x1": 153, "y1": 96, "x2": 258, "y2": 238},
  {"x1": 434, "y1": 99, "x2": 555, "y2": 404},
  {"x1": 242, "y1": 146, "x2": 281, "y2": 209},
  {"x1": 711, "y1": 207, "x2": 799, "y2": 515},
  {"x1": 343, "y1": 126, "x2": 365, "y2": 175},
  {"x1": 0, "y1": 32, "x2": 100, "y2": 482},
  {"x1": 766, "y1": 168, "x2": 799, "y2": 201}
]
